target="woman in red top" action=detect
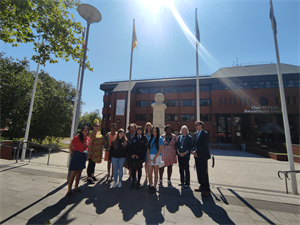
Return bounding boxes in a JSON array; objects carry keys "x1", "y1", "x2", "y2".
[{"x1": 66, "y1": 126, "x2": 90, "y2": 197}]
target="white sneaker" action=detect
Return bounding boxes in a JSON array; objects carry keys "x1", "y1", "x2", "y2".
[
  {"x1": 111, "y1": 181, "x2": 117, "y2": 189},
  {"x1": 118, "y1": 181, "x2": 122, "y2": 188}
]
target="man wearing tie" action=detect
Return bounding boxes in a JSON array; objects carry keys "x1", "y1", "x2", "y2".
[{"x1": 192, "y1": 121, "x2": 211, "y2": 197}]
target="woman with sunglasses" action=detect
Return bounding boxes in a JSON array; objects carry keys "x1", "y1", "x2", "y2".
[
  {"x1": 86, "y1": 119, "x2": 104, "y2": 184},
  {"x1": 109, "y1": 129, "x2": 129, "y2": 188},
  {"x1": 66, "y1": 126, "x2": 90, "y2": 197}
]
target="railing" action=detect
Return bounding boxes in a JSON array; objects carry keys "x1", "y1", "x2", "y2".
[
  {"x1": 0, "y1": 140, "x2": 69, "y2": 166},
  {"x1": 278, "y1": 170, "x2": 300, "y2": 194}
]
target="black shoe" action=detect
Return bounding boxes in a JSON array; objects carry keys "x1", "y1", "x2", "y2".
[
  {"x1": 92, "y1": 176, "x2": 98, "y2": 181},
  {"x1": 178, "y1": 183, "x2": 184, "y2": 186},
  {"x1": 184, "y1": 185, "x2": 190, "y2": 189},
  {"x1": 136, "y1": 183, "x2": 140, "y2": 190},
  {"x1": 130, "y1": 182, "x2": 135, "y2": 189},
  {"x1": 87, "y1": 179, "x2": 94, "y2": 184}
]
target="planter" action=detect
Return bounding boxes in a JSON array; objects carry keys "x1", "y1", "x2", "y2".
[
  {"x1": 0, "y1": 141, "x2": 13, "y2": 160},
  {"x1": 268, "y1": 152, "x2": 288, "y2": 161}
]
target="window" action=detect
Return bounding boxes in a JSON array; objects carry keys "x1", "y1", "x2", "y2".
[
  {"x1": 293, "y1": 96, "x2": 296, "y2": 105},
  {"x1": 165, "y1": 100, "x2": 178, "y2": 107},
  {"x1": 224, "y1": 98, "x2": 227, "y2": 105},
  {"x1": 249, "y1": 98, "x2": 251, "y2": 105},
  {"x1": 219, "y1": 98, "x2": 222, "y2": 106},
  {"x1": 103, "y1": 102, "x2": 107, "y2": 108},
  {"x1": 212, "y1": 84, "x2": 218, "y2": 90},
  {"x1": 266, "y1": 81, "x2": 272, "y2": 88},
  {"x1": 200, "y1": 114, "x2": 211, "y2": 122},
  {"x1": 287, "y1": 96, "x2": 290, "y2": 105},
  {"x1": 272, "y1": 81, "x2": 279, "y2": 88},
  {"x1": 229, "y1": 98, "x2": 231, "y2": 105},
  {"x1": 103, "y1": 114, "x2": 106, "y2": 121},
  {"x1": 244, "y1": 98, "x2": 246, "y2": 105},
  {"x1": 149, "y1": 114, "x2": 153, "y2": 121},
  {"x1": 109, "y1": 101, "x2": 112, "y2": 108},
  {"x1": 251, "y1": 82, "x2": 258, "y2": 89},
  {"x1": 295, "y1": 80, "x2": 300, "y2": 87},
  {"x1": 285, "y1": 80, "x2": 294, "y2": 87},
  {"x1": 276, "y1": 97, "x2": 279, "y2": 105},
  {"x1": 200, "y1": 85, "x2": 211, "y2": 92},
  {"x1": 181, "y1": 114, "x2": 195, "y2": 122},
  {"x1": 150, "y1": 100, "x2": 155, "y2": 105},
  {"x1": 136, "y1": 100, "x2": 147, "y2": 107},
  {"x1": 180, "y1": 86, "x2": 196, "y2": 92},
  {"x1": 165, "y1": 114, "x2": 178, "y2": 121},
  {"x1": 164, "y1": 87, "x2": 179, "y2": 93},
  {"x1": 234, "y1": 98, "x2": 236, "y2": 105},
  {"x1": 200, "y1": 99, "x2": 211, "y2": 106},
  {"x1": 136, "y1": 114, "x2": 147, "y2": 121},
  {"x1": 105, "y1": 90, "x2": 112, "y2": 95},
  {"x1": 239, "y1": 98, "x2": 241, "y2": 105},
  {"x1": 108, "y1": 114, "x2": 111, "y2": 121},
  {"x1": 258, "y1": 81, "x2": 265, "y2": 89},
  {"x1": 181, "y1": 99, "x2": 194, "y2": 107}
]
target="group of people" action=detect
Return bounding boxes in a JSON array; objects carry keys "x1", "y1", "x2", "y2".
[{"x1": 66, "y1": 119, "x2": 211, "y2": 198}]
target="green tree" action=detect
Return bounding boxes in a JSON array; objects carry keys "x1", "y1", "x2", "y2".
[
  {"x1": 79, "y1": 110, "x2": 101, "y2": 130},
  {"x1": 0, "y1": 53, "x2": 34, "y2": 139},
  {"x1": 0, "y1": 0, "x2": 92, "y2": 70},
  {"x1": 30, "y1": 71, "x2": 76, "y2": 144}
]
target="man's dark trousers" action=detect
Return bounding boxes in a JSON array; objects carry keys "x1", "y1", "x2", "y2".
[{"x1": 195, "y1": 157, "x2": 210, "y2": 191}]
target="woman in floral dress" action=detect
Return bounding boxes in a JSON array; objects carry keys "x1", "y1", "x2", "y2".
[{"x1": 86, "y1": 119, "x2": 104, "y2": 184}]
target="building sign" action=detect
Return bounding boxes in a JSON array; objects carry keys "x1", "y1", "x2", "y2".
[
  {"x1": 244, "y1": 105, "x2": 281, "y2": 114},
  {"x1": 116, "y1": 99, "x2": 125, "y2": 115}
]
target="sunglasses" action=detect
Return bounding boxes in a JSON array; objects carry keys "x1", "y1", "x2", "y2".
[
  {"x1": 194, "y1": 124, "x2": 198, "y2": 127},
  {"x1": 94, "y1": 125, "x2": 100, "y2": 127}
]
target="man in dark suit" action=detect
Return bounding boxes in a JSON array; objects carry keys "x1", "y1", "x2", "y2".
[{"x1": 192, "y1": 121, "x2": 211, "y2": 197}]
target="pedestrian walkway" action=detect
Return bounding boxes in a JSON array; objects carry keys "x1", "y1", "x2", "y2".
[{"x1": 0, "y1": 149, "x2": 299, "y2": 224}]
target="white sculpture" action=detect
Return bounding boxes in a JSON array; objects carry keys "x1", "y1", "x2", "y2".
[{"x1": 151, "y1": 93, "x2": 167, "y2": 134}]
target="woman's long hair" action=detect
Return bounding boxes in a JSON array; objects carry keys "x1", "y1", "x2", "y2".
[
  {"x1": 79, "y1": 126, "x2": 90, "y2": 143},
  {"x1": 112, "y1": 128, "x2": 128, "y2": 149},
  {"x1": 144, "y1": 122, "x2": 152, "y2": 133},
  {"x1": 148, "y1": 126, "x2": 160, "y2": 150},
  {"x1": 135, "y1": 126, "x2": 144, "y2": 138}
]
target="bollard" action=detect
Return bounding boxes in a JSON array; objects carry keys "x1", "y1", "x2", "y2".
[
  {"x1": 29, "y1": 148, "x2": 34, "y2": 163},
  {"x1": 47, "y1": 148, "x2": 51, "y2": 165}
]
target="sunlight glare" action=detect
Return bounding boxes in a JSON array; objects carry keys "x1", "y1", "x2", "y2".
[{"x1": 142, "y1": 0, "x2": 174, "y2": 15}]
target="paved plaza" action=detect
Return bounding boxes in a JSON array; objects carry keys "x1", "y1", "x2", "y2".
[{"x1": 0, "y1": 148, "x2": 299, "y2": 224}]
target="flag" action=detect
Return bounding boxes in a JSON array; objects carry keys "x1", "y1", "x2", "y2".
[
  {"x1": 270, "y1": 0, "x2": 277, "y2": 34},
  {"x1": 195, "y1": 8, "x2": 200, "y2": 44},
  {"x1": 132, "y1": 21, "x2": 137, "y2": 51}
]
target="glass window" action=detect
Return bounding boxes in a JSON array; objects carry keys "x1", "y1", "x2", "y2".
[
  {"x1": 165, "y1": 114, "x2": 178, "y2": 121},
  {"x1": 229, "y1": 98, "x2": 231, "y2": 105},
  {"x1": 219, "y1": 84, "x2": 225, "y2": 90},
  {"x1": 234, "y1": 98, "x2": 236, "y2": 105},
  {"x1": 251, "y1": 82, "x2": 258, "y2": 89},
  {"x1": 295, "y1": 80, "x2": 300, "y2": 87},
  {"x1": 219, "y1": 98, "x2": 222, "y2": 106},
  {"x1": 243, "y1": 82, "x2": 250, "y2": 89},
  {"x1": 109, "y1": 101, "x2": 112, "y2": 108},
  {"x1": 136, "y1": 100, "x2": 148, "y2": 107},
  {"x1": 165, "y1": 100, "x2": 178, "y2": 107},
  {"x1": 212, "y1": 84, "x2": 218, "y2": 90},
  {"x1": 181, "y1": 114, "x2": 195, "y2": 122},
  {"x1": 258, "y1": 81, "x2": 265, "y2": 89},
  {"x1": 149, "y1": 114, "x2": 153, "y2": 121},
  {"x1": 105, "y1": 90, "x2": 113, "y2": 95},
  {"x1": 136, "y1": 114, "x2": 147, "y2": 121},
  {"x1": 181, "y1": 99, "x2": 194, "y2": 107},
  {"x1": 200, "y1": 85, "x2": 211, "y2": 92},
  {"x1": 200, "y1": 99, "x2": 211, "y2": 106},
  {"x1": 103, "y1": 114, "x2": 106, "y2": 121},
  {"x1": 200, "y1": 114, "x2": 211, "y2": 122},
  {"x1": 272, "y1": 81, "x2": 279, "y2": 88},
  {"x1": 108, "y1": 114, "x2": 111, "y2": 121},
  {"x1": 293, "y1": 96, "x2": 296, "y2": 105},
  {"x1": 287, "y1": 96, "x2": 290, "y2": 105},
  {"x1": 150, "y1": 100, "x2": 155, "y2": 105},
  {"x1": 266, "y1": 81, "x2": 272, "y2": 88},
  {"x1": 287, "y1": 80, "x2": 294, "y2": 87},
  {"x1": 224, "y1": 98, "x2": 227, "y2": 105},
  {"x1": 103, "y1": 101, "x2": 107, "y2": 108},
  {"x1": 180, "y1": 86, "x2": 196, "y2": 92}
]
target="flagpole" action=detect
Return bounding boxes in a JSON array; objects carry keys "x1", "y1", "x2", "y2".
[
  {"x1": 126, "y1": 19, "x2": 135, "y2": 129},
  {"x1": 195, "y1": 8, "x2": 200, "y2": 121},
  {"x1": 21, "y1": 40, "x2": 43, "y2": 161},
  {"x1": 270, "y1": 0, "x2": 298, "y2": 195}
]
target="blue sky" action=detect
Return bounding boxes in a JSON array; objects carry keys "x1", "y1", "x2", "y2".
[{"x1": 2, "y1": 0, "x2": 299, "y2": 114}]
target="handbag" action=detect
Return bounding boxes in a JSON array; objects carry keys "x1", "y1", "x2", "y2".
[{"x1": 157, "y1": 155, "x2": 165, "y2": 168}]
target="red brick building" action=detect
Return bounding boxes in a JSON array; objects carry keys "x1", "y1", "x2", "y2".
[{"x1": 100, "y1": 63, "x2": 300, "y2": 144}]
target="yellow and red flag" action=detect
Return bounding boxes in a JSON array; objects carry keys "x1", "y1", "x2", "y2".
[{"x1": 132, "y1": 22, "x2": 137, "y2": 51}]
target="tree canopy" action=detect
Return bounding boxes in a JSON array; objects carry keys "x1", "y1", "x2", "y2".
[
  {"x1": 79, "y1": 110, "x2": 102, "y2": 131},
  {"x1": 0, "y1": 0, "x2": 92, "y2": 70}
]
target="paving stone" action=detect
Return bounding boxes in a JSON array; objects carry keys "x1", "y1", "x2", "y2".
[
  {"x1": 269, "y1": 211, "x2": 300, "y2": 224},
  {"x1": 226, "y1": 211, "x2": 256, "y2": 225},
  {"x1": 244, "y1": 207, "x2": 282, "y2": 224}
]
